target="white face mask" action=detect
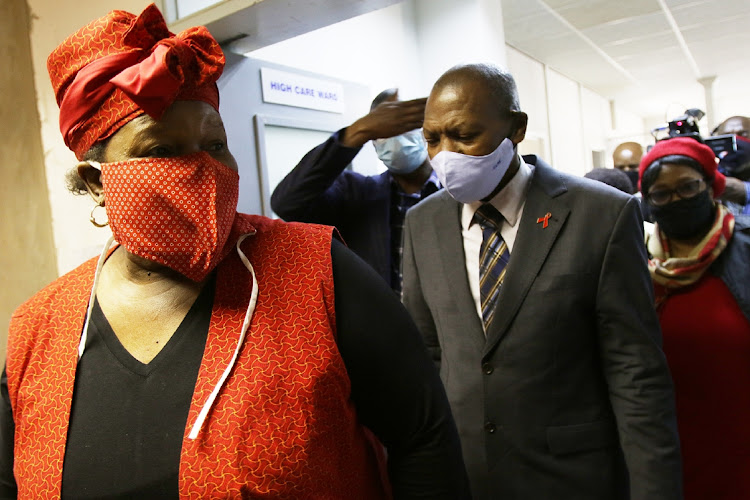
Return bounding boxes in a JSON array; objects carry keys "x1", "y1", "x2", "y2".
[
  {"x1": 373, "y1": 129, "x2": 429, "y2": 174},
  {"x1": 429, "y1": 138, "x2": 516, "y2": 203}
]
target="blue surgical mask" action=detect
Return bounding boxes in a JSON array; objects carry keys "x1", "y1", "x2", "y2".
[{"x1": 373, "y1": 129, "x2": 428, "y2": 174}]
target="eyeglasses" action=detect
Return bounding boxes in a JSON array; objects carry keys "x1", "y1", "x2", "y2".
[{"x1": 646, "y1": 178, "x2": 705, "y2": 206}]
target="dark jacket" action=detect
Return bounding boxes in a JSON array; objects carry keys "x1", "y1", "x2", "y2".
[
  {"x1": 271, "y1": 131, "x2": 394, "y2": 284},
  {"x1": 712, "y1": 213, "x2": 750, "y2": 322}
]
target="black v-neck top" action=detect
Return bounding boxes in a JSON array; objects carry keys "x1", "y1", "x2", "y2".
[
  {"x1": 59, "y1": 275, "x2": 215, "y2": 499},
  {"x1": 0, "y1": 240, "x2": 467, "y2": 499}
]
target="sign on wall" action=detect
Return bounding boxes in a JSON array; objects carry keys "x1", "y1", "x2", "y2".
[{"x1": 260, "y1": 67, "x2": 345, "y2": 114}]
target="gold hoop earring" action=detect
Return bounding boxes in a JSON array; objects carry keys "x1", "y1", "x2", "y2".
[{"x1": 90, "y1": 204, "x2": 108, "y2": 228}]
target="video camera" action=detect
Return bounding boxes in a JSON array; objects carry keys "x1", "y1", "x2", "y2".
[{"x1": 650, "y1": 108, "x2": 737, "y2": 158}]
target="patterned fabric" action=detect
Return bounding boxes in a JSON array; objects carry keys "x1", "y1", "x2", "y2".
[
  {"x1": 648, "y1": 204, "x2": 735, "y2": 308},
  {"x1": 100, "y1": 152, "x2": 239, "y2": 282},
  {"x1": 6, "y1": 260, "x2": 93, "y2": 498},
  {"x1": 474, "y1": 204, "x2": 510, "y2": 329},
  {"x1": 6, "y1": 213, "x2": 390, "y2": 499},
  {"x1": 390, "y1": 172, "x2": 439, "y2": 295},
  {"x1": 47, "y1": 3, "x2": 224, "y2": 159}
]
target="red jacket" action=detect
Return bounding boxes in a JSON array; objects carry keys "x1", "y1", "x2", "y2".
[{"x1": 7, "y1": 214, "x2": 389, "y2": 499}]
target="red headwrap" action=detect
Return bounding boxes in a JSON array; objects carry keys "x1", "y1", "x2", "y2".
[
  {"x1": 638, "y1": 137, "x2": 726, "y2": 197},
  {"x1": 47, "y1": 4, "x2": 225, "y2": 159}
]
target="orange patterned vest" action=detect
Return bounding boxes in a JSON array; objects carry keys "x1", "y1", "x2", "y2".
[{"x1": 7, "y1": 214, "x2": 389, "y2": 499}]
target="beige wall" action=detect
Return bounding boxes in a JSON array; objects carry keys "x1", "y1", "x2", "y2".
[
  {"x1": 0, "y1": 1, "x2": 160, "y2": 361},
  {"x1": 0, "y1": 0, "x2": 58, "y2": 361},
  {"x1": 28, "y1": 0, "x2": 159, "y2": 277}
]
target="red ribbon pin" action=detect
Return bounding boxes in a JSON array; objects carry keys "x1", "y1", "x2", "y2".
[{"x1": 536, "y1": 212, "x2": 551, "y2": 228}]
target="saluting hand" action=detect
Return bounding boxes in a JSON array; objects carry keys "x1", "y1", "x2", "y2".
[{"x1": 340, "y1": 98, "x2": 427, "y2": 148}]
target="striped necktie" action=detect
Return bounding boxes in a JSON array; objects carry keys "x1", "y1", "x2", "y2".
[{"x1": 474, "y1": 204, "x2": 510, "y2": 330}]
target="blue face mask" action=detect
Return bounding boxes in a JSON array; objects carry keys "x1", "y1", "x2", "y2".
[{"x1": 373, "y1": 129, "x2": 428, "y2": 175}]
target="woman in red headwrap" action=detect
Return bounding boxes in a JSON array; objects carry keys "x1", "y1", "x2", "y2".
[
  {"x1": 638, "y1": 137, "x2": 750, "y2": 500},
  {"x1": 0, "y1": 5, "x2": 470, "y2": 499}
]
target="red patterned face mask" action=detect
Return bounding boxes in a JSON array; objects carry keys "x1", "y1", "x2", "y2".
[{"x1": 99, "y1": 151, "x2": 239, "y2": 281}]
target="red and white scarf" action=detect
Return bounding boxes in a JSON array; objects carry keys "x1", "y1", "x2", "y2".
[{"x1": 647, "y1": 203, "x2": 735, "y2": 307}]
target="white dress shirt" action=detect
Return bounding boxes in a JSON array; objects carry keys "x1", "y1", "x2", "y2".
[{"x1": 461, "y1": 157, "x2": 534, "y2": 329}]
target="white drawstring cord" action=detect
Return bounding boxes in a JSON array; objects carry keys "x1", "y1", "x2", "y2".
[
  {"x1": 78, "y1": 236, "x2": 117, "y2": 359},
  {"x1": 188, "y1": 232, "x2": 257, "y2": 440},
  {"x1": 77, "y1": 232, "x2": 258, "y2": 441}
]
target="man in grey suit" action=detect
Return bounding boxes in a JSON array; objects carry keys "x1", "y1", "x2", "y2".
[{"x1": 402, "y1": 63, "x2": 682, "y2": 499}]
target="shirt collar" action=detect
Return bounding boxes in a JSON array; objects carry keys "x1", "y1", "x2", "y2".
[{"x1": 461, "y1": 155, "x2": 533, "y2": 229}]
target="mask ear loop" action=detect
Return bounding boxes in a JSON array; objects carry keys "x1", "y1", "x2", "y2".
[
  {"x1": 83, "y1": 160, "x2": 102, "y2": 170},
  {"x1": 77, "y1": 160, "x2": 109, "y2": 227},
  {"x1": 78, "y1": 236, "x2": 117, "y2": 359}
]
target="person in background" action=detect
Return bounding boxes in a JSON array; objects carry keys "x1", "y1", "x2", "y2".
[
  {"x1": 584, "y1": 167, "x2": 636, "y2": 194},
  {"x1": 402, "y1": 62, "x2": 682, "y2": 499},
  {"x1": 0, "y1": 5, "x2": 471, "y2": 498},
  {"x1": 712, "y1": 115, "x2": 750, "y2": 215},
  {"x1": 613, "y1": 141, "x2": 643, "y2": 188},
  {"x1": 639, "y1": 137, "x2": 750, "y2": 500},
  {"x1": 613, "y1": 141, "x2": 653, "y2": 220},
  {"x1": 271, "y1": 89, "x2": 440, "y2": 295}
]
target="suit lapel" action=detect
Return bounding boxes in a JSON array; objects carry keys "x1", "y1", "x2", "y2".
[
  {"x1": 433, "y1": 195, "x2": 487, "y2": 351},
  {"x1": 483, "y1": 161, "x2": 571, "y2": 356}
]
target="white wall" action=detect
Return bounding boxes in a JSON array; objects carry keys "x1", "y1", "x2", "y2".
[
  {"x1": 507, "y1": 46, "x2": 652, "y2": 174},
  {"x1": 245, "y1": 3, "x2": 425, "y2": 176},
  {"x1": 581, "y1": 87, "x2": 610, "y2": 170},
  {"x1": 173, "y1": 0, "x2": 220, "y2": 19},
  {"x1": 715, "y1": 74, "x2": 750, "y2": 126},
  {"x1": 247, "y1": 3, "x2": 424, "y2": 101},
  {"x1": 413, "y1": 0, "x2": 506, "y2": 91},
  {"x1": 505, "y1": 46, "x2": 550, "y2": 161},
  {"x1": 248, "y1": 0, "x2": 509, "y2": 104},
  {"x1": 246, "y1": 0, "x2": 510, "y2": 177},
  {"x1": 545, "y1": 68, "x2": 586, "y2": 176}
]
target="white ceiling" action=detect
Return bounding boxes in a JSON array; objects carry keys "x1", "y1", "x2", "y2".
[{"x1": 501, "y1": 0, "x2": 750, "y2": 127}]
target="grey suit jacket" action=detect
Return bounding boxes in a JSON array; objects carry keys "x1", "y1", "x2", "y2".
[{"x1": 402, "y1": 156, "x2": 682, "y2": 500}]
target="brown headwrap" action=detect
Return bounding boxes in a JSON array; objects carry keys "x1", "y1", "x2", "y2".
[{"x1": 47, "y1": 3, "x2": 225, "y2": 159}]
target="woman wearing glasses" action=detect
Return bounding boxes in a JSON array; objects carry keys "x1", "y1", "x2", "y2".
[{"x1": 638, "y1": 137, "x2": 750, "y2": 500}]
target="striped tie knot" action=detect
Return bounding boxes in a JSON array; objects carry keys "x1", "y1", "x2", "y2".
[
  {"x1": 473, "y1": 204, "x2": 503, "y2": 232},
  {"x1": 474, "y1": 204, "x2": 510, "y2": 330}
]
